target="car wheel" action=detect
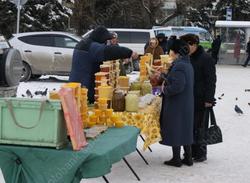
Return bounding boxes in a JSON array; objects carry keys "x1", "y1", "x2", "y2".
[
  {"x1": 20, "y1": 62, "x2": 31, "y2": 82},
  {"x1": 31, "y1": 74, "x2": 41, "y2": 80}
]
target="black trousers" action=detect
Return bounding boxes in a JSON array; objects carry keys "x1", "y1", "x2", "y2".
[
  {"x1": 243, "y1": 54, "x2": 250, "y2": 66},
  {"x1": 172, "y1": 145, "x2": 192, "y2": 159},
  {"x1": 192, "y1": 109, "x2": 208, "y2": 158}
]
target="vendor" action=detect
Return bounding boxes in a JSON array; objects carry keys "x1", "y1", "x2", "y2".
[
  {"x1": 69, "y1": 26, "x2": 138, "y2": 103},
  {"x1": 145, "y1": 38, "x2": 164, "y2": 62}
]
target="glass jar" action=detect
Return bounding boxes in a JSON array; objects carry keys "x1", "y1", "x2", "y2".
[
  {"x1": 125, "y1": 93, "x2": 139, "y2": 112},
  {"x1": 112, "y1": 90, "x2": 125, "y2": 112},
  {"x1": 141, "y1": 81, "x2": 152, "y2": 96}
]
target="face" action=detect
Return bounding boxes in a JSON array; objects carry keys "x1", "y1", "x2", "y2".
[
  {"x1": 169, "y1": 50, "x2": 178, "y2": 60},
  {"x1": 110, "y1": 38, "x2": 118, "y2": 45},
  {"x1": 150, "y1": 39, "x2": 157, "y2": 47},
  {"x1": 188, "y1": 43, "x2": 198, "y2": 55}
]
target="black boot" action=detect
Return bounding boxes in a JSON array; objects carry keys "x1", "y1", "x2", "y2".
[
  {"x1": 164, "y1": 146, "x2": 182, "y2": 167},
  {"x1": 182, "y1": 145, "x2": 193, "y2": 166}
]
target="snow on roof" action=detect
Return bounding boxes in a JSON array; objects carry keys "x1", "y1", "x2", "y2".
[{"x1": 216, "y1": 21, "x2": 250, "y2": 28}]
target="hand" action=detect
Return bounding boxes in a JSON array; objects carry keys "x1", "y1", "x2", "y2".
[
  {"x1": 131, "y1": 52, "x2": 139, "y2": 60},
  {"x1": 123, "y1": 58, "x2": 130, "y2": 64},
  {"x1": 205, "y1": 102, "x2": 213, "y2": 108}
]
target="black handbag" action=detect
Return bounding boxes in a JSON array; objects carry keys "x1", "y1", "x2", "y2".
[{"x1": 205, "y1": 108, "x2": 223, "y2": 145}]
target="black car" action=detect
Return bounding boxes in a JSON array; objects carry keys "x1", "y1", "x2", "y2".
[{"x1": 0, "y1": 34, "x2": 22, "y2": 97}]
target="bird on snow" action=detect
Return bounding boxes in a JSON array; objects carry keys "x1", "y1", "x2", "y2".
[
  {"x1": 41, "y1": 88, "x2": 48, "y2": 96},
  {"x1": 235, "y1": 97, "x2": 238, "y2": 101},
  {"x1": 234, "y1": 105, "x2": 243, "y2": 115},
  {"x1": 26, "y1": 89, "x2": 33, "y2": 98}
]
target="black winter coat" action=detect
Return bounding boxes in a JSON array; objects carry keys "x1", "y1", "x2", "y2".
[
  {"x1": 160, "y1": 56, "x2": 194, "y2": 146},
  {"x1": 246, "y1": 41, "x2": 250, "y2": 54},
  {"x1": 190, "y1": 46, "x2": 216, "y2": 110}
]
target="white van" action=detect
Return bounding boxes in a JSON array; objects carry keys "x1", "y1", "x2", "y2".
[{"x1": 82, "y1": 28, "x2": 155, "y2": 55}]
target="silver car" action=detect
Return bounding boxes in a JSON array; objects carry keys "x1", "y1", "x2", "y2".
[{"x1": 9, "y1": 32, "x2": 82, "y2": 81}]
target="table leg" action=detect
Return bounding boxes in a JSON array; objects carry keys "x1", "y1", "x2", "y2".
[
  {"x1": 140, "y1": 135, "x2": 153, "y2": 152},
  {"x1": 102, "y1": 176, "x2": 109, "y2": 183},
  {"x1": 123, "y1": 157, "x2": 140, "y2": 181},
  {"x1": 136, "y1": 148, "x2": 149, "y2": 165}
]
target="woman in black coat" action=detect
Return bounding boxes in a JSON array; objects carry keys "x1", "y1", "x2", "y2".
[{"x1": 159, "y1": 39, "x2": 194, "y2": 167}]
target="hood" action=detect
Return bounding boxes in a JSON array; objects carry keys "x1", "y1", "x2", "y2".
[{"x1": 89, "y1": 26, "x2": 113, "y2": 44}]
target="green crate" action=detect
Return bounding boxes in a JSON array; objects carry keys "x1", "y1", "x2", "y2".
[{"x1": 0, "y1": 98, "x2": 68, "y2": 149}]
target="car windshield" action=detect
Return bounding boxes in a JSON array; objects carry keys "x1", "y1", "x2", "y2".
[
  {"x1": 70, "y1": 34, "x2": 82, "y2": 41},
  {"x1": 0, "y1": 35, "x2": 10, "y2": 49}
]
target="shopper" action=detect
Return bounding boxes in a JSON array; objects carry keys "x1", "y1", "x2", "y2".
[
  {"x1": 242, "y1": 37, "x2": 250, "y2": 67},
  {"x1": 211, "y1": 35, "x2": 221, "y2": 64},
  {"x1": 159, "y1": 39, "x2": 194, "y2": 167},
  {"x1": 145, "y1": 38, "x2": 164, "y2": 61},
  {"x1": 180, "y1": 34, "x2": 216, "y2": 162},
  {"x1": 156, "y1": 33, "x2": 168, "y2": 53},
  {"x1": 69, "y1": 26, "x2": 138, "y2": 103}
]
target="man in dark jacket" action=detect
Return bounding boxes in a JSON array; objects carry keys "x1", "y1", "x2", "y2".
[
  {"x1": 69, "y1": 26, "x2": 137, "y2": 103},
  {"x1": 211, "y1": 35, "x2": 221, "y2": 64},
  {"x1": 242, "y1": 37, "x2": 250, "y2": 67},
  {"x1": 166, "y1": 35, "x2": 177, "y2": 54},
  {"x1": 180, "y1": 34, "x2": 216, "y2": 162}
]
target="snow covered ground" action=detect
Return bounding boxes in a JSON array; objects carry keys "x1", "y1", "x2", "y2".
[{"x1": 1, "y1": 65, "x2": 250, "y2": 183}]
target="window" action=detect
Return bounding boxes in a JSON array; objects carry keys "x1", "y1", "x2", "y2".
[
  {"x1": 130, "y1": 32, "x2": 150, "y2": 43},
  {"x1": 116, "y1": 32, "x2": 130, "y2": 43},
  {"x1": 18, "y1": 35, "x2": 53, "y2": 46},
  {"x1": 53, "y1": 36, "x2": 78, "y2": 48}
]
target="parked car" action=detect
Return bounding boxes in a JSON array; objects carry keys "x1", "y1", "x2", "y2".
[
  {"x1": 9, "y1": 32, "x2": 82, "y2": 81},
  {"x1": 0, "y1": 34, "x2": 22, "y2": 97},
  {"x1": 153, "y1": 26, "x2": 213, "y2": 49},
  {"x1": 83, "y1": 28, "x2": 156, "y2": 55}
]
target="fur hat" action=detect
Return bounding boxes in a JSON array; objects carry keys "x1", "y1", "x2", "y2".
[{"x1": 169, "y1": 39, "x2": 190, "y2": 56}]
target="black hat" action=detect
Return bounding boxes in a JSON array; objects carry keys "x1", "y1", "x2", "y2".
[
  {"x1": 180, "y1": 34, "x2": 200, "y2": 45},
  {"x1": 90, "y1": 26, "x2": 113, "y2": 43},
  {"x1": 169, "y1": 39, "x2": 190, "y2": 56},
  {"x1": 156, "y1": 33, "x2": 165, "y2": 39}
]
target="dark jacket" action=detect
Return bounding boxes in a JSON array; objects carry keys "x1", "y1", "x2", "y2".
[
  {"x1": 160, "y1": 56, "x2": 194, "y2": 146},
  {"x1": 246, "y1": 41, "x2": 250, "y2": 54},
  {"x1": 211, "y1": 38, "x2": 221, "y2": 54},
  {"x1": 190, "y1": 46, "x2": 216, "y2": 110},
  {"x1": 69, "y1": 28, "x2": 132, "y2": 103}
]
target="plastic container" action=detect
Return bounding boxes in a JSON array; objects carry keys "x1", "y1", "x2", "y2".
[
  {"x1": 98, "y1": 85, "x2": 113, "y2": 100},
  {"x1": 117, "y1": 76, "x2": 129, "y2": 87},
  {"x1": 0, "y1": 98, "x2": 68, "y2": 149},
  {"x1": 125, "y1": 93, "x2": 139, "y2": 112}
]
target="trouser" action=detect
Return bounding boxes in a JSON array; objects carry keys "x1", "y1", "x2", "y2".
[
  {"x1": 193, "y1": 109, "x2": 208, "y2": 158},
  {"x1": 243, "y1": 54, "x2": 250, "y2": 66},
  {"x1": 172, "y1": 145, "x2": 192, "y2": 160}
]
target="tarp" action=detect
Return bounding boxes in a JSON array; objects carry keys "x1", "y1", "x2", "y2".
[{"x1": 0, "y1": 127, "x2": 139, "y2": 183}]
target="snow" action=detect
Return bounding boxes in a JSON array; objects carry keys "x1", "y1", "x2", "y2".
[{"x1": 12, "y1": 65, "x2": 250, "y2": 183}]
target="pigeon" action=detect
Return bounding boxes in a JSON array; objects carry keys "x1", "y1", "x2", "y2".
[
  {"x1": 235, "y1": 97, "x2": 238, "y2": 101},
  {"x1": 21, "y1": 94, "x2": 25, "y2": 97},
  {"x1": 41, "y1": 88, "x2": 48, "y2": 96},
  {"x1": 245, "y1": 89, "x2": 250, "y2": 92},
  {"x1": 220, "y1": 93, "x2": 224, "y2": 97},
  {"x1": 218, "y1": 97, "x2": 222, "y2": 100},
  {"x1": 53, "y1": 88, "x2": 56, "y2": 91},
  {"x1": 26, "y1": 89, "x2": 33, "y2": 98},
  {"x1": 248, "y1": 103, "x2": 250, "y2": 106},
  {"x1": 34, "y1": 91, "x2": 43, "y2": 95},
  {"x1": 235, "y1": 105, "x2": 243, "y2": 114}
]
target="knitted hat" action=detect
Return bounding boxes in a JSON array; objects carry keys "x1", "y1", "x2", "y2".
[
  {"x1": 90, "y1": 26, "x2": 113, "y2": 43},
  {"x1": 169, "y1": 39, "x2": 190, "y2": 56},
  {"x1": 180, "y1": 33, "x2": 200, "y2": 45}
]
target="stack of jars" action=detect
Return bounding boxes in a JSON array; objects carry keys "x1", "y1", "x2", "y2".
[
  {"x1": 87, "y1": 97, "x2": 125, "y2": 128},
  {"x1": 140, "y1": 55, "x2": 150, "y2": 82},
  {"x1": 117, "y1": 76, "x2": 130, "y2": 92}
]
